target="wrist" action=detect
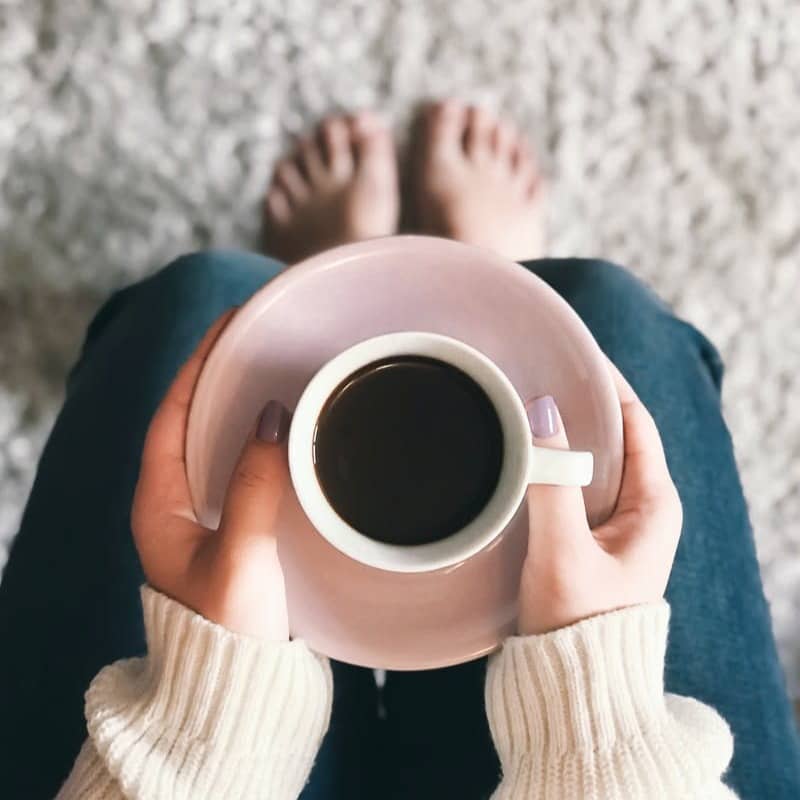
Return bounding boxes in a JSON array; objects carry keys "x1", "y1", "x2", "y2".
[
  {"x1": 193, "y1": 573, "x2": 290, "y2": 642},
  {"x1": 150, "y1": 554, "x2": 291, "y2": 642}
]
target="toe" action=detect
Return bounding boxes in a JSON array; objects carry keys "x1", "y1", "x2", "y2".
[
  {"x1": 350, "y1": 110, "x2": 388, "y2": 146},
  {"x1": 511, "y1": 136, "x2": 535, "y2": 168},
  {"x1": 319, "y1": 115, "x2": 354, "y2": 180},
  {"x1": 512, "y1": 138, "x2": 539, "y2": 187},
  {"x1": 424, "y1": 100, "x2": 467, "y2": 160},
  {"x1": 297, "y1": 135, "x2": 327, "y2": 185},
  {"x1": 492, "y1": 120, "x2": 515, "y2": 167},
  {"x1": 274, "y1": 158, "x2": 308, "y2": 203},
  {"x1": 351, "y1": 112, "x2": 395, "y2": 177},
  {"x1": 265, "y1": 187, "x2": 292, "y2": 225},
  {"x1": 527, "y1": 174, "x2": 546, "y2": 205},
  {"x1": 464, "y1": 106, "x2": 493, "y2": 161}
]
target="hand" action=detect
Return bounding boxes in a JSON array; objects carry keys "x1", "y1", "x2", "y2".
[
  {"x1": 132, "y1": 310, "x2": 293, "y2": 641},
  {"x1": 518, "y1": 361, "x2": 682, "y2": 635}
]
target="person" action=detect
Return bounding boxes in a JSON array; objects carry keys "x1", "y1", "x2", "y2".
[{"x1": 0, "y1": 100, "x2": 798, "y2": 800}]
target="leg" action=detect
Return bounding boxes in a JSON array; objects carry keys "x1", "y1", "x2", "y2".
[
  {"x1": 526, "y1": 257, "x2": 800, "y2": 798},
  {"x1": 0, "y1": 251, "x2": 380, "y2": 799},
  {"x1": 381, "y1": 660, "x2": 500, "y2": 799}
]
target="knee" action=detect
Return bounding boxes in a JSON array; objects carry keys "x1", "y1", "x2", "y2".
[
  {"x1": 81, "y1": 249, "x2": 282, "y2": 361},
  {"x1": 581, "y1": 259, "x2": 651, "y2": 296},
  {"x1": 534, "y1": 258, "x2": 666, "y2": 319},
  {"x1": 531, "y1": 258, "x2": 721, "y2": 381},
  {"x1": 116, "y1": 249, "x2": 285, "y2": 326},
  {"x1": 153, "y1": 249, "x2": 282, "y2": 298},
  {"x1": 533, "y1": 258, "x2": 672, "y2": 337}
]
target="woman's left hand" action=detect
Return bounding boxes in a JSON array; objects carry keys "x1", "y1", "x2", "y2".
[
  {"x1": 519, "y1": 364, "x2": 682, "y2": 635},
  {"x1": 131, "y1": 310, "x2": 293, "y2": 641}
]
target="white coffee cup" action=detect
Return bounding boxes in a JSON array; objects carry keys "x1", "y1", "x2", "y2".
[{"x1": 288, "y1": 332, "x2": 593, "y2": 573}]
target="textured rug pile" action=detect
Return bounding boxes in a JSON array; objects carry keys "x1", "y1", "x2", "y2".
[{"x1": 1, "y1": 0, "x2": 798, "y2": 693}]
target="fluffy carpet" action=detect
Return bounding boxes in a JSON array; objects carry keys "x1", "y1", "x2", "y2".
[{"x1": 1, "y1": 0, "x2": 798, "y2": 694}]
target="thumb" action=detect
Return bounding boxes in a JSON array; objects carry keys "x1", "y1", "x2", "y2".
[
  {"x1": 219, "y1": 400, "x2": 292, "y2": 547},
  {"x1": 525, "y1": 395, "x2": 591, "y2": 552}
]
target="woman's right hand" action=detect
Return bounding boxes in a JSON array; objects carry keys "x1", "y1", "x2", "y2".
[
  {"x1": 518, "y1": 361, "x2": 683, "y2": 635},
  {"x1": 131, "y1": 311, "x2": 294, "y2": 642}
]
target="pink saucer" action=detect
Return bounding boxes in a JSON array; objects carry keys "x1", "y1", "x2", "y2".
[{"x1": 186, "y1": 236, "x2": 623, "y2": 670}]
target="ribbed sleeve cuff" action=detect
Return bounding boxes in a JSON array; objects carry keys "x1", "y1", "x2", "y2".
[
  {"x1": 84, "y1": 586, "x2": 332, "y2": 799},
  {"x1": 487, "y1": 602, "x2": 670, "y2": 758}
]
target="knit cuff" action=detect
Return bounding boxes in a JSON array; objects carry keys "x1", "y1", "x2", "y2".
[
  {"x1": 486, "y1": 602, "x2": 670, "y2": 758},
  {"x1": 85, "y1": 586, "x2": 332, "y2": 798}
]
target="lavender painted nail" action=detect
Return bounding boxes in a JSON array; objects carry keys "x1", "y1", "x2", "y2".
[
  {"x1": 527, "y1": 395, "x2": 560, "y2": 438},
  {"x1": 257, "y1": 400, "x2": 291, "y2": 444}
]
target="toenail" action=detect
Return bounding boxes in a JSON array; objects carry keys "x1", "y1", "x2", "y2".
[
  {"x1": 355, "y1": 116, "x2": 387, "y2": 140},
  {"x1": 358, "y1": 111, "x2": 382, "y2": 129}
]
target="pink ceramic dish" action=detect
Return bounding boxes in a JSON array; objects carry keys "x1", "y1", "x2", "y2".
[{"x1": 186, "y1": 235, "x2": 623, "y2": 670}]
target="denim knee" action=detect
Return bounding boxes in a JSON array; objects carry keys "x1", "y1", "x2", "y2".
[
  {"x1": 150, "y1": 249, "x2": 283, "y2": 300},
  {"x1": 73, "y1": 250, "x2": 282, "y2": 389},
  {"x1": 531, "y1": 257, "x2": 667, "y2": 315},
  {"x1": 527, "y1": 257, "x2": 723, "y2": 389},
  {"x1": 84, "y1": 248, "x2": 278, "y2": 337},
  {"x1": 122, "y1": 248, "x2": 283, "y2": 331}
]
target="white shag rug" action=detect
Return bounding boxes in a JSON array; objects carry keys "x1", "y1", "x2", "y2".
[{"x1": 1, "y1": 0, "x2": 799, "y2": 694}]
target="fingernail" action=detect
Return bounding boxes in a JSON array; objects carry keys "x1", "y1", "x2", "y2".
[
  {"x1": 257, "y1": 400, "x2": 291, "y2": 444},
  {"x1": 527, "y1": 395, "x2": 560, "y2": 438}
]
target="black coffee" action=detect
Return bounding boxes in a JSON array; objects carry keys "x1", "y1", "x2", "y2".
[{"x1": 313, "y1": 355, "x2": 504, "y2": 546}]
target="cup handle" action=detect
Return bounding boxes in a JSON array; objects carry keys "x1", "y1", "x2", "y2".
[{"x1": 527, "y1": 444, "x2": 594, "y2": 486}]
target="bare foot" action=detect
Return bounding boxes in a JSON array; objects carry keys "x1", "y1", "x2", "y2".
[
  {"x1": 263, "y1": 112, "x2": 399, "y2": 262},
  {"x1": 408, "y1": 101, "x2": 545, "y2": 260}
]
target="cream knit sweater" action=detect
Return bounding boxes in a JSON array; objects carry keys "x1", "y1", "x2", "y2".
[{"x1": 57, "y1": 587, "x2": 737, "y2": 799}]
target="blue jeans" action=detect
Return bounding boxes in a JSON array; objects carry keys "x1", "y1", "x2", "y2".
[{"x1": 0, "y1": 251, "x2": 797, "y2": 799}]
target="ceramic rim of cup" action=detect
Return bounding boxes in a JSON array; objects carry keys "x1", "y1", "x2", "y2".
[{"x1": 287, "y1": 331, "x2": 533, "y2": 573}]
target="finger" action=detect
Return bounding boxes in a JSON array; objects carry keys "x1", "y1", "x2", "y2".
[
  {"x1": 605, "y1": 359, "x2": 674, "y2": 506},
  {"x1": 219, "y1": 400, "x2": 292, "y2": 548},
  {"x1": 525, "y1": 395, "x2": 592, "y2": 552},
  {"x1": 136, "y1": 309, "x2": 237, "y2": 526}
]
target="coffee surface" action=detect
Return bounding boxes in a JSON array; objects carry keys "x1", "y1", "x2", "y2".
[{"x1": 313, "y1": 355, "x2": 504, "y2": 546}]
